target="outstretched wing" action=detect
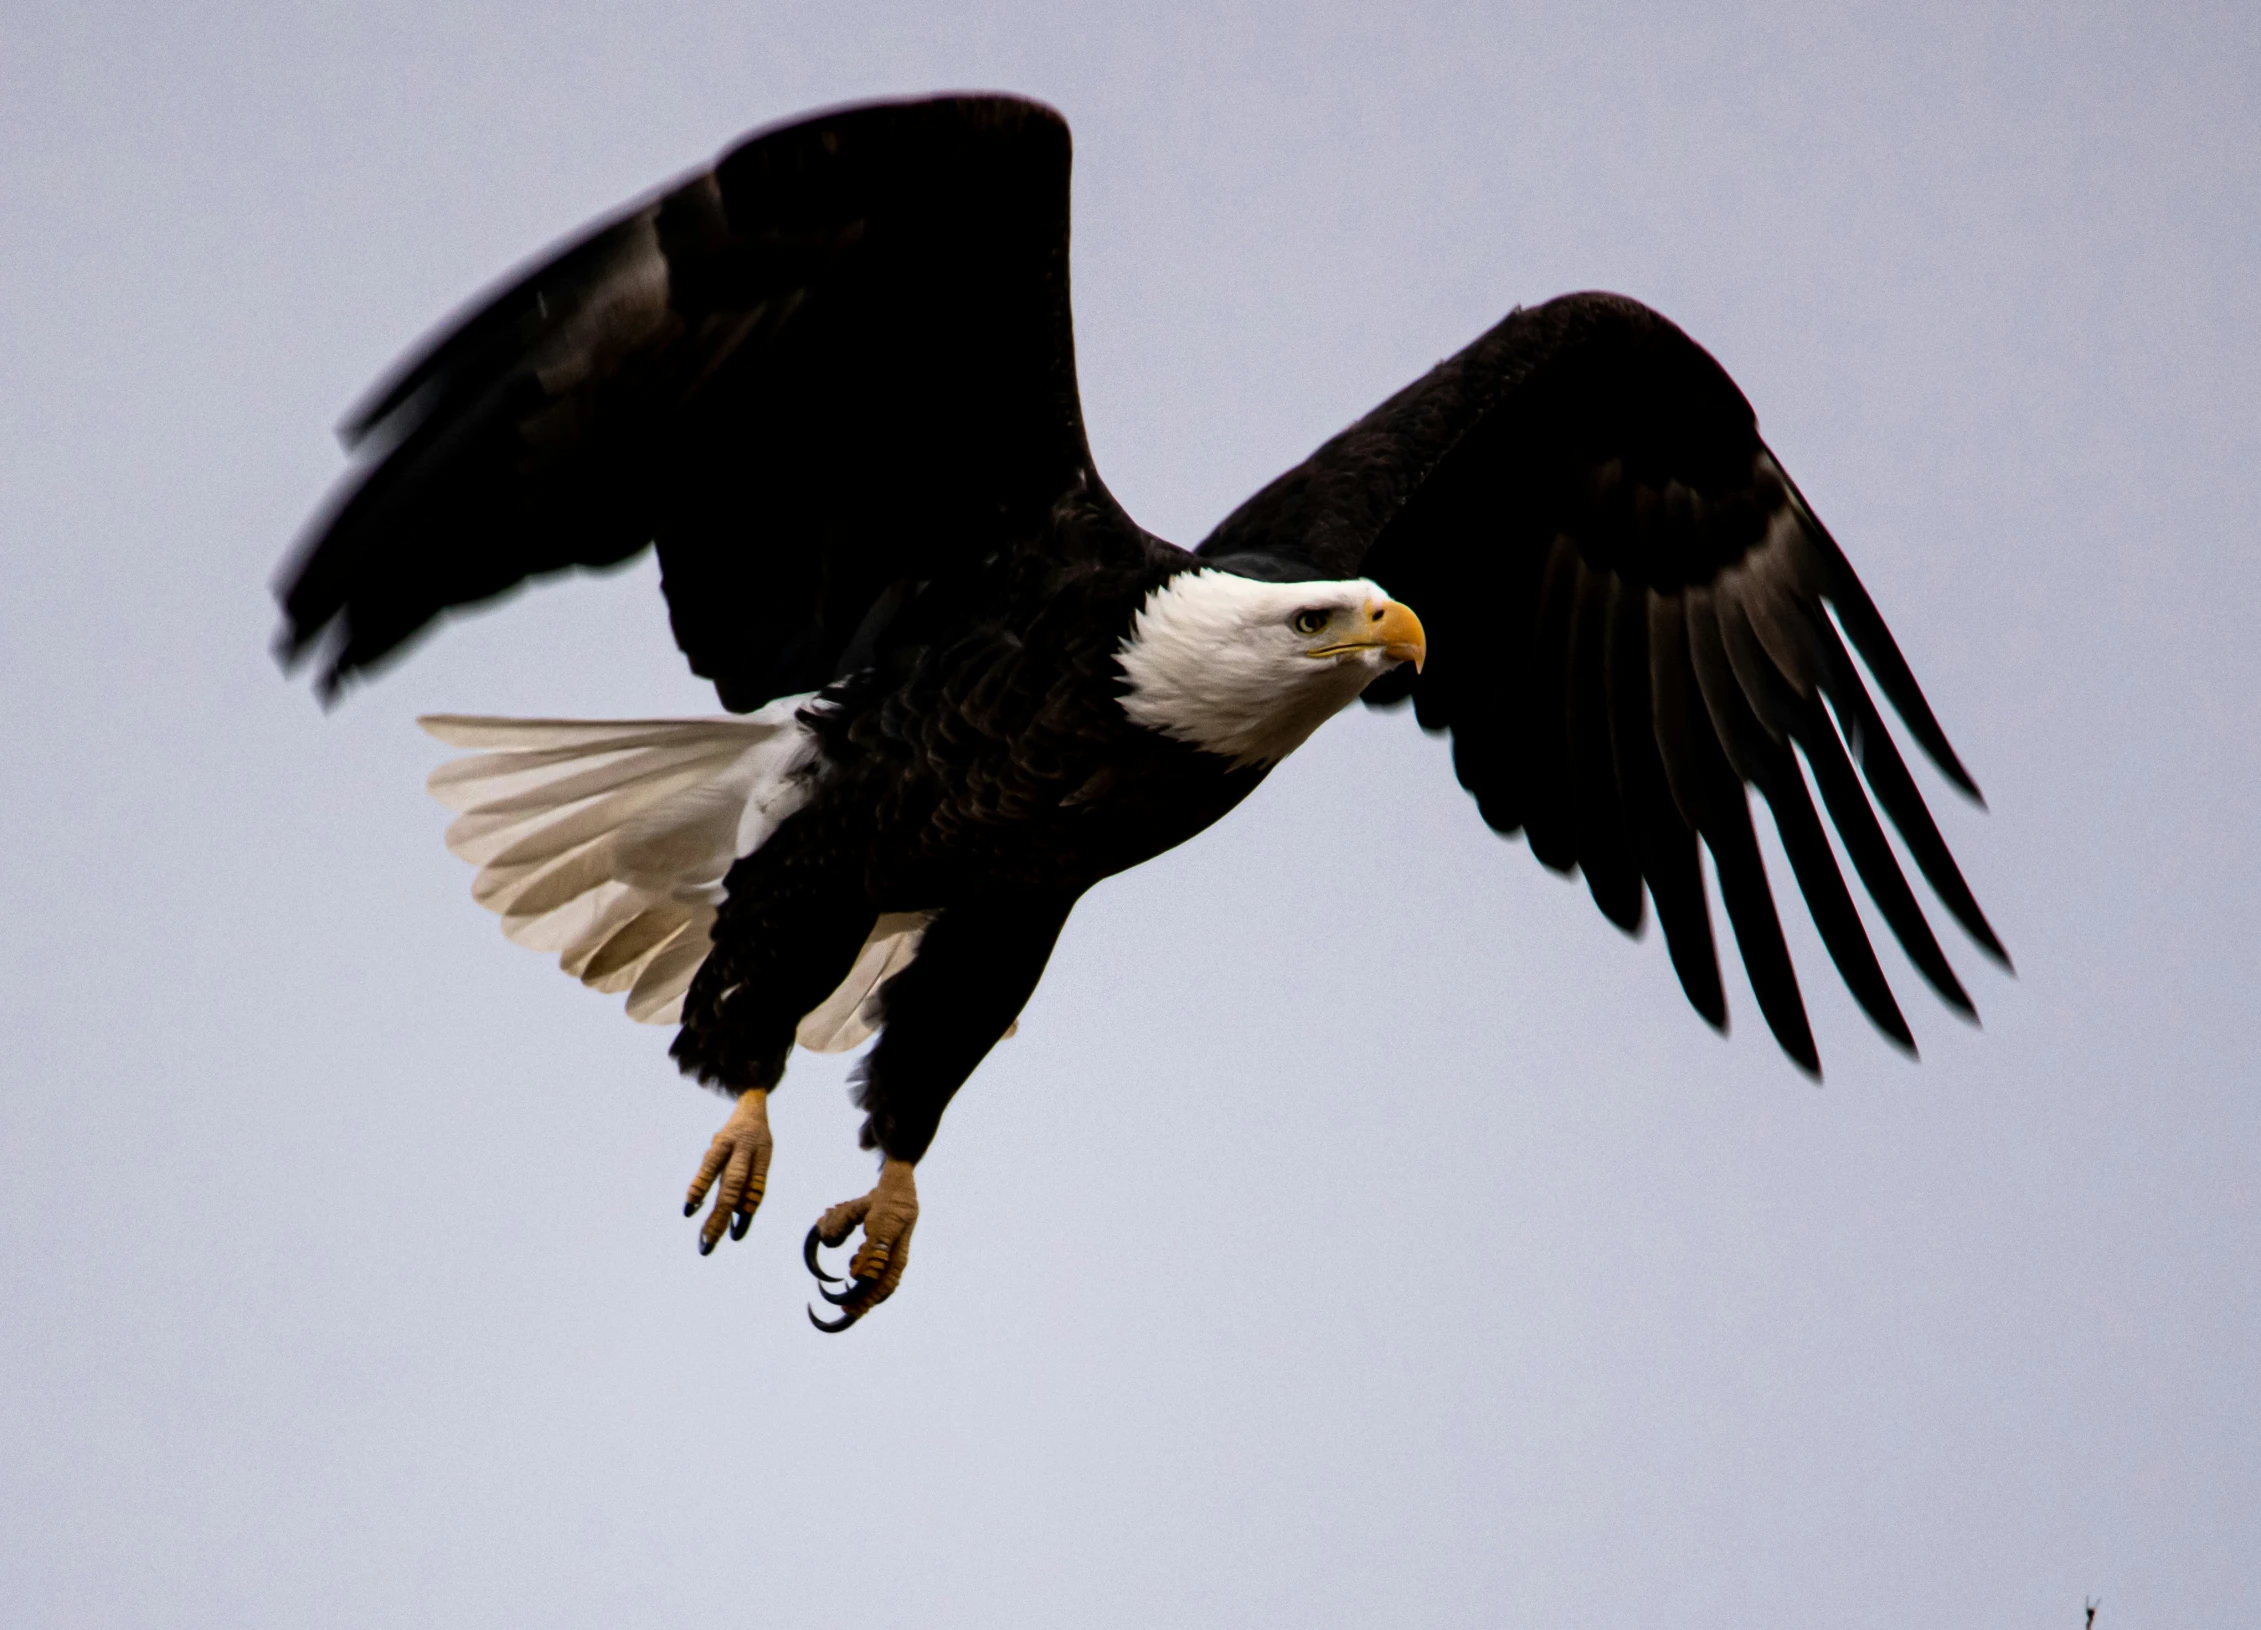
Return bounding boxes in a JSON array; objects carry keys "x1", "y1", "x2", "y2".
[
  {"x1": 277, "y1": 94, "x2": 1091, "y2": 710},
  {"x1": 1199, "y1": 292, "x2": 2005, "y2": 1074}
]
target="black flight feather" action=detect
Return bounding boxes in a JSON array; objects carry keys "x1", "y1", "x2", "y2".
[{"x1": 1207, "y1": 291, "x2": 2002, "y2": 1069}]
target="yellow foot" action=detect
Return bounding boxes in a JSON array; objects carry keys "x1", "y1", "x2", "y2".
[
  {"x1": 803, "y1": 1158, "x2": 919, "y2": 1332},
  {"x1": 683, "y1": 1089, "x2": 773, "y2": 1255}
]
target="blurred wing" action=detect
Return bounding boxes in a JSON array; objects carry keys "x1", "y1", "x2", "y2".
[
  {"x1": 1200, "y1": 293, "x2": 2005, "y2": 1073},
  {"x1": 277, "y1": 94, "x2": 1090, "y2": 710}
]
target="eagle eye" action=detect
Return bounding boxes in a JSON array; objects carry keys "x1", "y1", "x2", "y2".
[{"x1": 1291, "y1": 609, "x2": 1331, "y2": 636}]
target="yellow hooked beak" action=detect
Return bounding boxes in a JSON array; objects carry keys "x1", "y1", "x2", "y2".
[{"x1": 1312, "y1": 598, "x2": 1427, "y2": 672}]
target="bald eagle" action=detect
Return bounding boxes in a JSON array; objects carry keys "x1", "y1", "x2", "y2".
[{"x1": 277, "y1": 94, "x2": 2004, "y2": 1330}]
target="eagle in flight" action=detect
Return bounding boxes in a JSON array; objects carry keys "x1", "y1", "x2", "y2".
[{"x1": 277, "y1": 94, "x2": 2005, "y2": 1330}]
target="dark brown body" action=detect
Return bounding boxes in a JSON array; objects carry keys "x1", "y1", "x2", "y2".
[{"x1": 671, "y1": 492, "x2": 1267, "y2": 1161}]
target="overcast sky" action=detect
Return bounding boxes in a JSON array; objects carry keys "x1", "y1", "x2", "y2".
[{"x1": 3, "y1": 2, "x2": 2256, "y2": 1626}]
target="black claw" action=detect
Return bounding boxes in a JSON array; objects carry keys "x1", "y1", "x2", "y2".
[
  {"x1": 697, "y1": 1235, "x2": 715, "y2": 1257},
  {"x1": 729, "y1": 1210, "x2": 752, "y2": 1241},
  {"x1": 683, "y1": 1199, "x2": 698, "y2": 1217},
  {"x1": 808, "y1": 1303, "x2": 861, "y2": 1333},
  {"x1": 819, "y1": 1276, "x2": 868, "y2": 1307},
  {"x1": 803, "y1": 1223, "x2": 843, "y2": 1284}
]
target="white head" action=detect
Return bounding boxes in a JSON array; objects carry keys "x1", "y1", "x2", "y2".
[{"x1": 1116, "y1": 570, "x2": 1428, "y2": 767}]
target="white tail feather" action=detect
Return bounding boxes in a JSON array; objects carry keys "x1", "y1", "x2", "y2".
[
  {"x1": 420, "y1": 700, "x2": 820, "y2": 1027},
  {"x1": 420, "y1": 700, "x2": 998, "y2": 1047},
  {"x1": 626, "y1": 924, "x2": 712, "y2": 1025}
]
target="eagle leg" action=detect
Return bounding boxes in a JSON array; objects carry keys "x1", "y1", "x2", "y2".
[
  {"x1": 683, "y1": 1088, "x2": 773, "y2": 1254},
  {"x1": 804, "y1": 1158, "x2": 919, "y2": 1332}
]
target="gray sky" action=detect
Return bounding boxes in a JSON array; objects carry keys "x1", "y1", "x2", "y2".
[{"x1": 3, "y1": 2, "x2": 2256, "y2": 1625}]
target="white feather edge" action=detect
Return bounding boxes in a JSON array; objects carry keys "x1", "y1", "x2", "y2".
[
  {"x1": 792, "y1": 911, "x2": 932, "y2": 1052},
  {"x1": 786, "y1": 913, "x2": 1015, "y2": 1051}
]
